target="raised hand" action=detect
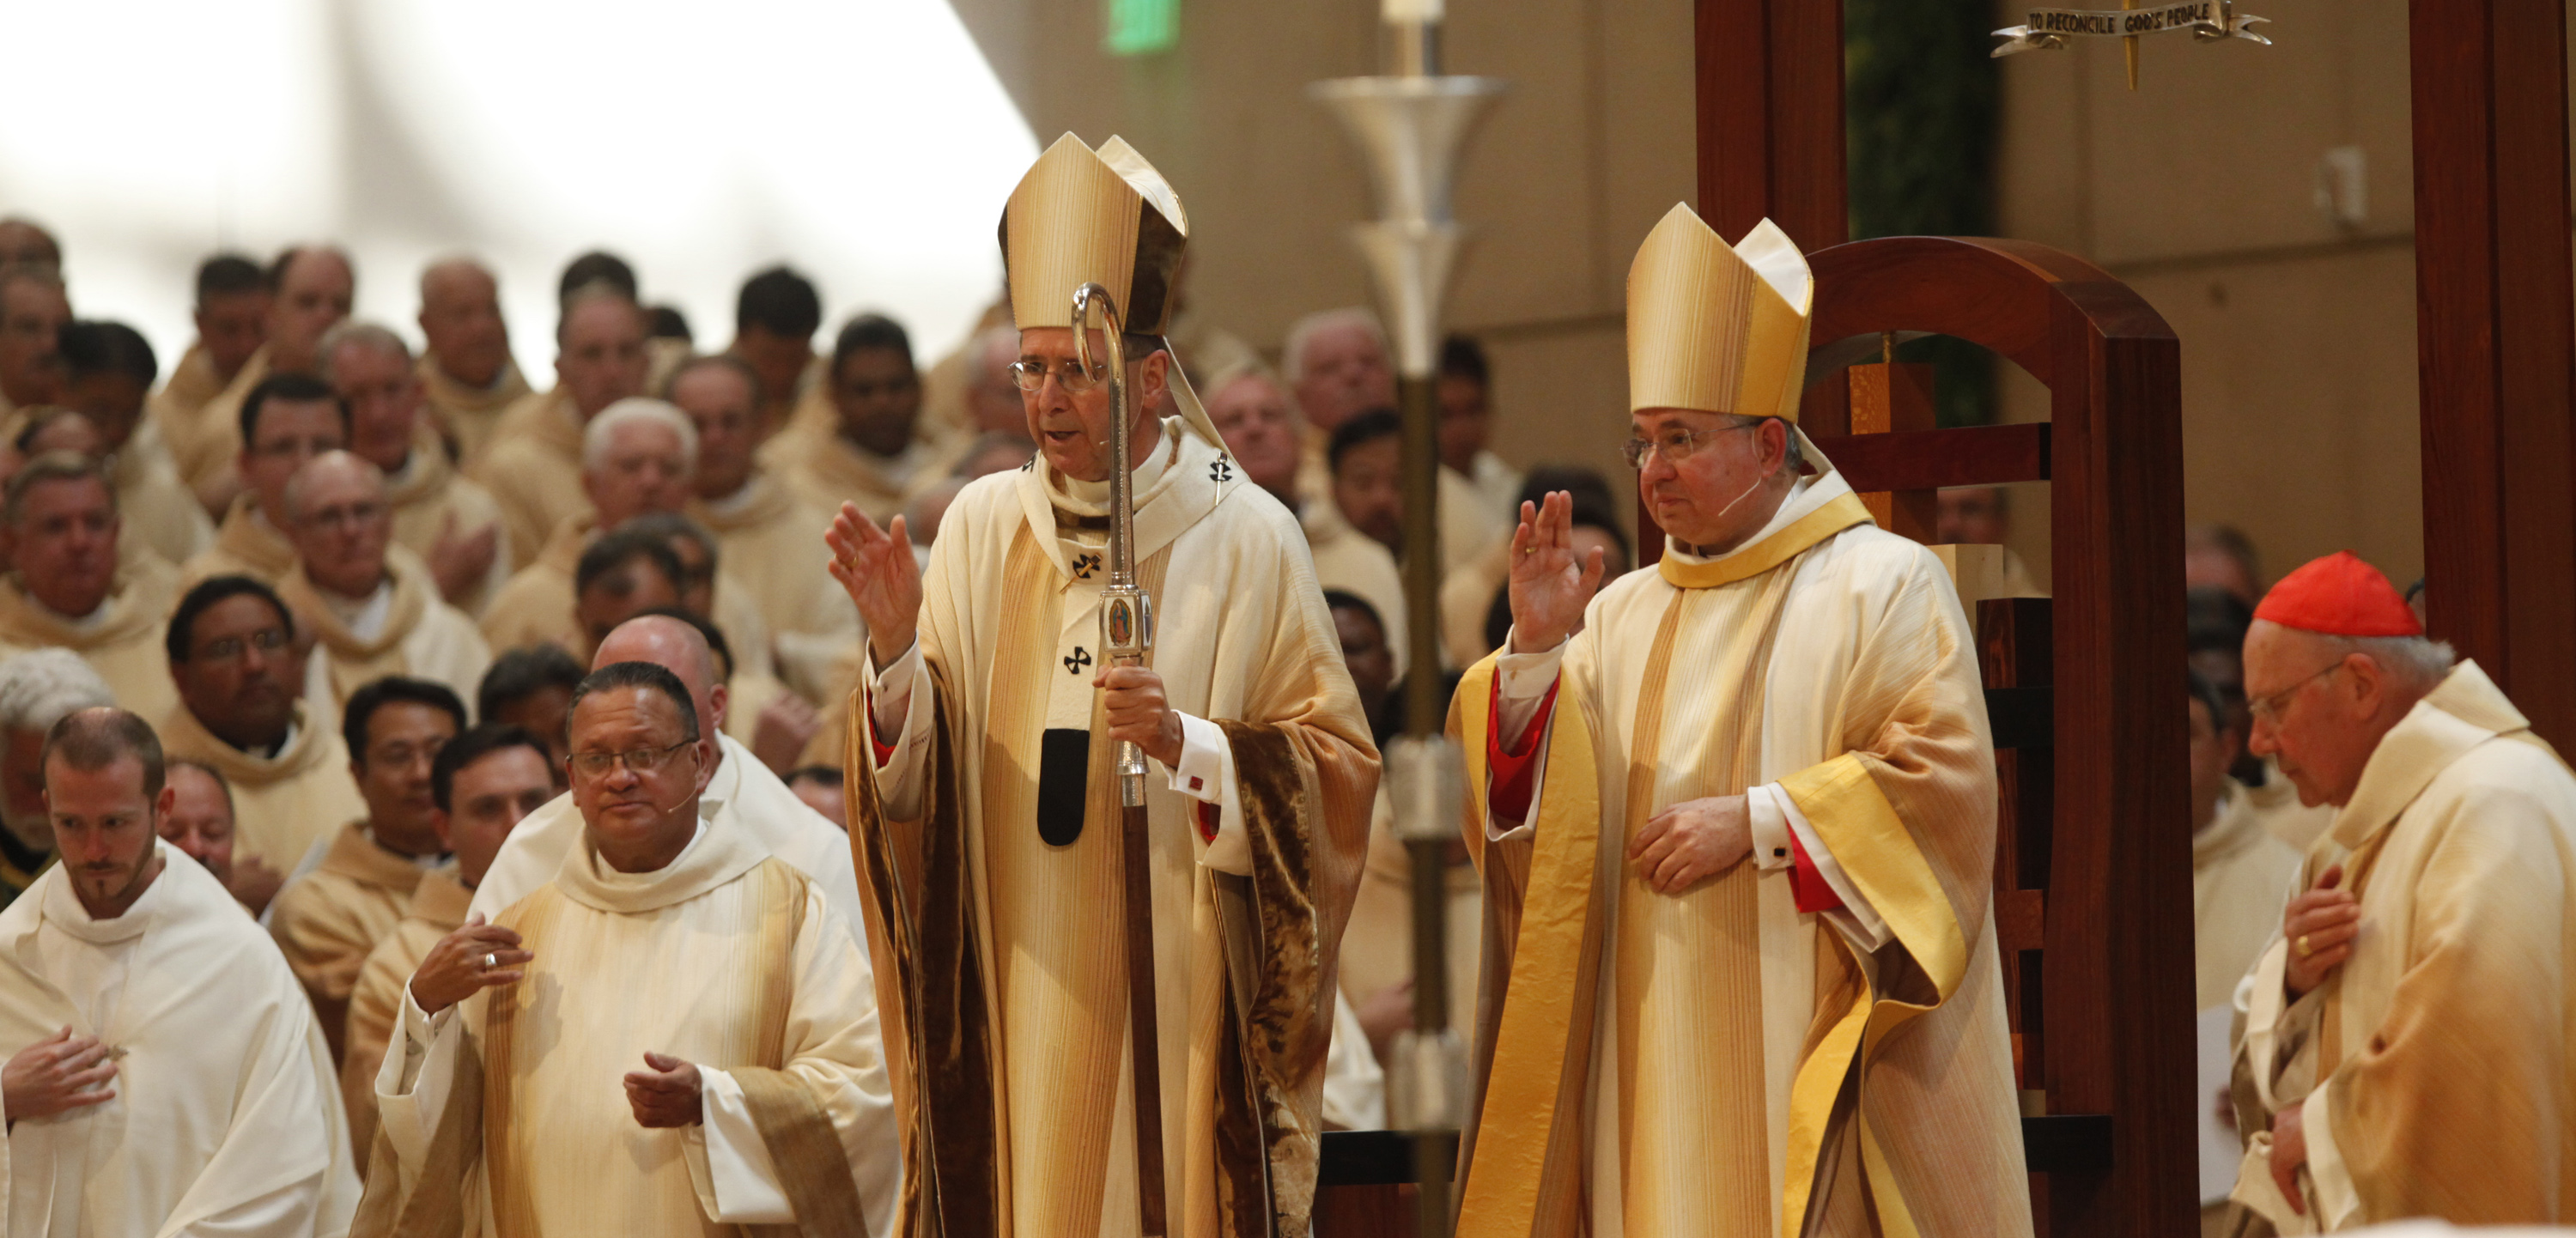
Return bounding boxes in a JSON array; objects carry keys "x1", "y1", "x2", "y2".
[
  {"x1": 623, "y1": 1052, "x2": 703, "y2": 1128},
  {"x1": 3, "y1": 1026, "x2": 118, "y2": 1126},
  {"x1": 428, "y1": 512, "x2": 501, "y2": 606},
  {"x1": 411, "y1": 913, "x2": 532, "y2": 1015},
  {"x1": 2282, "y1": 865, "x2": 2358, "y2": 998},
  {"x1": 825, "y1": 502, "x2": 925, "y2": 666},
  {"x1": 1506, "y1": 491, "x2": 1608, "y2": 654}
]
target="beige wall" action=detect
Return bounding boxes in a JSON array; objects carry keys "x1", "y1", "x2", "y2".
[
  {"x1": 1995, "y1": 0, "x2": 2423, "y2": 589},
  {"x1": 950, "y1": 0, "x2": 2436, "y2": 590},
  {"x1": 947, "y1": 0, "x2": 1697, "y2": 506}
]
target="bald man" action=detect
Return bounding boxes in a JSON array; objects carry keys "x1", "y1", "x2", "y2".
[
  {"x1": 182, "y1": 373, "x2": 348, "y2": 587},
  {"x1": 475, "y1": 286, "x2": 649, "y2": 566},
  {"x1": 172, "y1": 246, "x2": 356, "y2": 513},
  {"x1": 416, "y1": 258, "x2": 532, "y2": 471},
  {"x1": 465, "y1": 614, "x2": 862, "y2": 932},
  {"x1": 275, "y1": 452, "x2": 492, "y2": 711},
  {"x1": 319, "y1": 320, "x2": 511, "y2": 612}
]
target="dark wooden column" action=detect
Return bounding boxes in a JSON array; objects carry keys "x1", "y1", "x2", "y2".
[{"x1": 2411, "y1": 0, "x2": 2576, "y2": 745}]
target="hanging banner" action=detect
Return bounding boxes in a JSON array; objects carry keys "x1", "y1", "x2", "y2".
[{"x1": 1991, "y1": 0, "x2": 2270, "y2": 55}]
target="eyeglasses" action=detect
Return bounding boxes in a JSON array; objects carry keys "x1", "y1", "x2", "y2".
[
  {"x1": 194, "y1": 628, "x2": 290, "y2": 661},
  {"x1": 2248, "y1": 661, "x2": 2344, "y2": 727},
  {"x1": 1007, "y1": 358, "x2": 1103, "y2": 394},
  {"x1": 1620, "y1": 421, "x2": 1759, "y2": 470},
  {"x1": 566, "y1": 741, "x2": 695, "y2": 780},
  {"x1": 303, "y1": 500, "x2": 386, "y2": 532}
]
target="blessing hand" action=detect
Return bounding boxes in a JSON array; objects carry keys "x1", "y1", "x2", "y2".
[
  {"x1": 1507, "y1": 492, "x2": 1607, "y2": 654},
  {"x1": 826, "y1": 502, "x2": 924, "y2": 666}
]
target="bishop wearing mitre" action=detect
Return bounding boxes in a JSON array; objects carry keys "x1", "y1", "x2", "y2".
[
  {"x1": 829, "y1": 133, "x2": 1376, "y2": 1237},
  {"x1": 357, "y1": 661, "x2": 896, "y2": 1235},
  {"x1": 1449, "y1": 204, "x2": 2031, "y2": 1237}
]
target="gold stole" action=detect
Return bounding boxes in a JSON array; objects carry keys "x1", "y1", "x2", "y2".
[{"x1": 278, "y1": 560, "x2": 431, "y2": 706}]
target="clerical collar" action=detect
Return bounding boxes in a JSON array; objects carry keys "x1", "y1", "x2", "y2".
[
  {"x1": 1047, "y1": 417, "x2": 1181, "y2": 516},
  {"x1": 323, "y1": 577, "x2": 397, "y2": 641},
  {"x1": 240, "y1": 721, "x2": 298, "y2": 762},
  {"x1": 1664, "y1": 474, "x2": 1818, "y2": 563}
]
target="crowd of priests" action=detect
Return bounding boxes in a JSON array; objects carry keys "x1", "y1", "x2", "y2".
[{"x1": 1, "y1": 126, "x2": 2571, "y2": 1238}]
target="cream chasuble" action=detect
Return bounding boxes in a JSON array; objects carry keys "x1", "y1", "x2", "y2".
[
  {"x1": 279, "y1": 544, "x2": 495, "y2": 713},
  {"x1": 689, "y1": 471, "x2": 862, "y2": 694},
  {"x1": 1450, "y1": 460, "x2": 2029, "y2": 1238},
  {"x1": 383, "y1": 429, "x2": 513, "y2": 617},
  {"x1": 0, "y1": 555, "x2": 181, "y2": 723},
  {"x1": 469, "y1": 389, "x2": 588, "y2": 569},
  {"x1": 159, "y1": 345, "x2": 269, "y2": 500},
  {"x1": 1300, "y1": 501, "x2": 1412, "y2": 679},
  {"x1": 159, "y1": 701, "x2": 368, "y2": 873},
  {"x1": 344, "y1": 864, "x2": 471, "y2": 1175},
  {"x1": 112, "y1": 418, "x2": 218, "y2": 566},
  {"x1": 479, "y1": 513, "x2": 777, "y2": 680},
  {"x1": 2233, "y1": 662, "x2": 2576, "y2": 1229},
  {"x1": 186, "y1": 492, "x2": 299, "y2": 587},
  {"x1": 149, "y1": 342, "x2": 233, "y2": 434},
  {"x1": 846, "y1": 416, "x2": 1376, "y2": 1238},
  {"x1": 361, "y1": 821, "x2": 898, "y2": 1237},
  {"x1": 416, "y1": 355, "x2": 532, "y2": 476},
  {"x1": 768, "y1": 425, "x2": 953, "y2": 528},
  {"x1": 0, "y1": 843, "x2": 361, "y2": 1237},
  {"x1": 270, "y1": 820, "x2": 435, "y2": 1065},
  {"x1": 2194, "y1": 781, "x2": 2301, "y2": 1012}
]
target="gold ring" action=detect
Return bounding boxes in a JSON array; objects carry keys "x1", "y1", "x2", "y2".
[
  {"x1": 2296, "y1": 934, "x2": 2312, "y2": 958},
  {"x1": 1522, "y1": 547, "x2": 1538, "y2": 555}
]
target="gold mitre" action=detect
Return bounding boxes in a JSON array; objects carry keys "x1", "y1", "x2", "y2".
[
  {"x1": 1000, "y1": 133, "x2": 1188, "y2": 336},
  {"x1": 1626, "y1": 203, "x2": 1814, "y2": 422}
]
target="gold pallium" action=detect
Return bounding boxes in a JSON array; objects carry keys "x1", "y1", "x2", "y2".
[
  {"x1": 1000, "y1": 132, "x2": 1189, "y2": 335},
  {"x1": 1625, "y1": 203, "x2": 1815, "y2": 424}
]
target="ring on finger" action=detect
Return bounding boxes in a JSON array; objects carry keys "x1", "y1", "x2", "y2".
[
  {"x1": 482, "y1": 952, "x2": 498, "y2": 971},
  {"x1": 2295, "y1": 933, "x2": 2312, "y2": 958}
]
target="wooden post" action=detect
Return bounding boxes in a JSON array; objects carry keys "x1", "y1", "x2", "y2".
[
  {"x1": 2410, "y1": 0, "x2": 2576, "y2": 746},
  {"x1": 1847, "y1": 359, "x2": 1940, "y2": 540}
]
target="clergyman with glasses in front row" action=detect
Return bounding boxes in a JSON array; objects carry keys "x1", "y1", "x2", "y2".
[{"x1": 1445, "y1": 203, "x2": 2032, "y2": 1236}]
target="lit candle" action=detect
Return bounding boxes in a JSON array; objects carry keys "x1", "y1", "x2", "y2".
[{"x1": 1383, "y1": 0, "x2": 1442, "y2": 22}]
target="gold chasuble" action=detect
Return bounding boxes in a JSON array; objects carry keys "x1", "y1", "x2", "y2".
[
  {"x1": 0, "y1": 553, "x2": 182, "y2": 722},
  {"x1": 2233, "y1": 661, "x2": 2576, "y2": 1229},
  {"x1": 1449, "y1": 204, "x2": 2027, "y2": 1238},
  {"x1": 845, "y1": 133, "x2": 1375, "y2": 1238},
  {"x1": 471, "y1": 388, "x2": 590, "y2": 569},
  {"x1": 358, "y1": 818, "x2": 895, "y2": 1237},
  {"x1": 159, "y1": 700, "x2": 368, "y2": 873}
]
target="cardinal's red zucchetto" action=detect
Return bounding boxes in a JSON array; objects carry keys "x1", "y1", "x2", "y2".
[{"x1": 2252, "y1": 550, "x2": 2422, "y2": 637}]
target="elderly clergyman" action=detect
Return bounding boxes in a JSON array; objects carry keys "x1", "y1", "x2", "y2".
[
  {"x1": 276, "y1": 450, "x2": 494, "y2": 710},
  {"x1": 2229, "y1": 551, "x2": 2576, "y2": 1229},
  {"x1": 0, "y1": 707, "x2": 359, "y2": 1235},
  {"x1": 361, "y1": 660, "x2": 895, "y2": 1235},
  {"x1": 1449, "y1": 204, "x2": 2030, "y2": 1236},
  {"x1": 830, "y1": 134, "x2": 1376, "y2": 1235}
]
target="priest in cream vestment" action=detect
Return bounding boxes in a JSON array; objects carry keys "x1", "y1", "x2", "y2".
[
  {"x1": 318, "y1": 321, "x2": 513, "y2": 616},
  {"x1": 160, "y1": 575, "x2": 368, "y2": 873},
  {"x1": 274, "y1": 452, "x2": 493, "y2": 712},
  {"x1": 2228, "y1": 551, "x2": 2576, "y2": 1230},
  {"x1": 185, "y1": 373, "x2": 350, "y2": 589},
  {"x1": 834, "y1": 134, "x2": 1376, "y2": 1238},
  {"x1": 0, "y1": 707, "x2": 360, "y2": 1236},
  {"x1": 471, "y1": 288, "x2": 650, "y2": 567},
  {"x1": 416, "y1": 258, "x2": 534, "y2": 475},
  {"x1": 359, "y1": 661, "x2": 896, "y2": 1236},
  {"x1": 1450, "y1": 205, "x2": 2029, "y2": 1238},
  {"x1": 0, "y1": 453, "x2": 183, "y2": 723}
]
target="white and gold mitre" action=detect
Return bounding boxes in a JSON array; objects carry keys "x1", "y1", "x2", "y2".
[
  {"x1": 1000, "y1": 132, "x2": 1188, "y2": 336},
  {"x1": 1625, "y1": 203, "x2": 1814, "y2": 422}
]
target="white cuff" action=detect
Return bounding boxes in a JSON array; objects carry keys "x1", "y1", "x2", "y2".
[
  {"x1": 1167, "y1": 713, "x2": 1249, "y2": 875},
  {"x1": 379, "y1": 983, "x2": 460, "y2": 1169},
  {"x1": 684, "y1": 1067, "x2": 795, "y2": 1224},
  {"x1": 1493, "y1": 628, "x2": 1568, "y2": 703},
  {"x1": 866, "y1": 639, "x2": 921, "y2": 749},
  {"x1": 2301, "y1": 1086, "x2": 2359, "y2": 1229},
  {"x1": 1761, "y1": 784, "x2": 1893, "y2": 952},
  {"x1": 1749, "y1": 785, "x2": 1795, "y2": 870}
]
